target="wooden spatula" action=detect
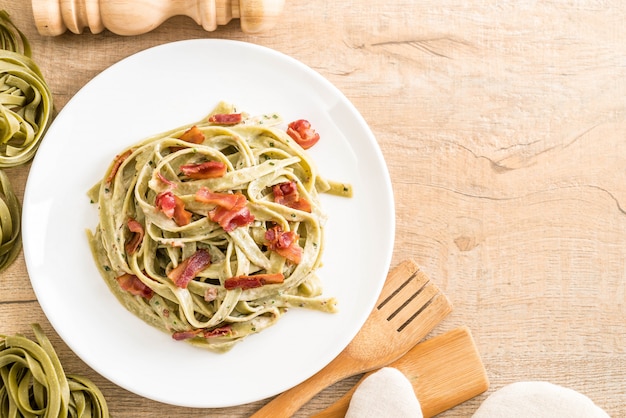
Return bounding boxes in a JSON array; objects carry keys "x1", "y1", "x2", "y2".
[
  {"x1": 251, "y1": 259, "x2": 453, "y2": 418},
  {"x1": 312, "y1": 326, "x2": 489, "y2": 417}
]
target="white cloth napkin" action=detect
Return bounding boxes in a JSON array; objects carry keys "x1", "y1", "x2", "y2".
[
  {"x1": 345, "y1": 368, "x2": 610, "y2": 418},
  {"x1": 471, "y1": 381, "x2": 610, "y2": 418},
  {"x1": 345, "y1": 367, "x2": 423, "y2": 418}
]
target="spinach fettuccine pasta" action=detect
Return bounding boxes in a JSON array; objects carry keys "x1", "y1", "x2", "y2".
[
  {"x1": 0, "y1": 169, "x2": 20, "y2": 272},
  {"x1": 0, "y1": 10, "x2": 53, "y2": 167},
  {"x1": 0, "y1": 11, "x2": 52, "y2": 272},
  {"x1": 88, "y1": 102, "x2": 352, "y2": 352},
  {"x1": 0, "y1": 324, "x2": 110, "y2": 417}
]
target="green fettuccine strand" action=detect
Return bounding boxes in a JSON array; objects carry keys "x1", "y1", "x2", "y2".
[
  {"x1": 0, "y1": 169, "x2": 20, "y2": 272},
  {"x1": 0, "y1": 10, "x2": 53, "y2": 167},
  {"x1": 0, "y1": 324, "x2": 110, "y2": 418}
]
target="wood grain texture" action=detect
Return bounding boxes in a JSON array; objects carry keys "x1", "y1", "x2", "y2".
[{"x1": 1, "y1": 0, "x2": 625, "y2": 416}]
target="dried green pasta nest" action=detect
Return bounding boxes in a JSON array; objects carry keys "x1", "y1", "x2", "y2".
[
  {"x1": 0, "y1": 10, "x2": 53, "y2": 167},
  {"x1": 0, "y1": 10, "x2": 29, "y2": 57},
  {"x1": 0, "y1": 169, "x2": 20, "y2": 272},
  {"x1": 0, "y1": 324, "x2": 110, "y2": 417}
]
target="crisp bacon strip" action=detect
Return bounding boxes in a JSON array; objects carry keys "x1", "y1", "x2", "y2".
[
  {"x1": 195, "y1": 187, "x2": 254, "y2": 232},
  {"x1": 167, "y1": 249, "x2": 211, "y2": 288},
  {"x1": 265, "y1": 226, "x2": 303, "y2": 264},
  {"x1": 172, "y1": 325, "x2": 232, "y2": 341},
  {"x1": 155, "y1": 191, "x2": 192, "y2": 226},
  {"x1": 172, "y1": 198, "x2": 192, "y2": 225},
  {"x1": 203, "y1": 325, "x2": 233, "y2": 338},
  {"x1": 105, "y1": 149, "x2": 132, "y2": 185},
  {"x1": 125, "y1": 218, "x2": 144, "y2": 255},
  {"x1": 178, "y1": 125, "x2": 205, "y2": 144},
  {"x1": 195, "y1": 187, "x2": 242, "y2": 209},
  {"x1": 210, "y1": 205, "x2": 255, "y2": 232},
  {"x1": 155, "y1": 191, "x2": 176, "y2": 217},
  {"x1": 208, "y1": 113, "x2": 242, "y2": 125},
  {"x1": 156, "y1": 172, "x2": 177, "y2": 188},
  {"x1": 224, "y1": 273, "x2": 285, "y2": 290},
  {"x1": 116, "y1": 273, "x2": 153, "y2": 299},
  {"x1": 180, "y1": 161, "x2": 227, "y2": 179},
  {"x1": 287, "y1": 119, "x2": 320, "y2": 149},
  {"x1": 273, "y1": 181, "x2": 312, "y2": 213}
]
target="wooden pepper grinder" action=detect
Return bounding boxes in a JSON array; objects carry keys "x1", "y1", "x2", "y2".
[{"x1": 32, "y1": 0, "x2": 286, "y2": 36}]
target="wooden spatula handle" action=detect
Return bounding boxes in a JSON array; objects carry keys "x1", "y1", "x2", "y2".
[
  {"x1": 250, "y1": 350, "x2": 360, "y2": 418},
  {"x1": 31, "y1": 0, "x2": 285, "y2": 36}
]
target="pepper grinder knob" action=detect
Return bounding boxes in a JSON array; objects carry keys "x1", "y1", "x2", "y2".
[{"x1": 32, "y1": 0, "x2": 285, "y2": 36}]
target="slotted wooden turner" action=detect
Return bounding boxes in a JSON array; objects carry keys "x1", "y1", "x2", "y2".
[
  {"x1": 251, "y1": 259, "x2": 453, "y2": 418},
  {"x1": 313, "y1": 326, "x2": 490, "y2": 417}
]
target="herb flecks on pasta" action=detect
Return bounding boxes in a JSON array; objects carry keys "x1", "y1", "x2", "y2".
[{"x1": 88, "y1": 102, "x2": 351, "y2": 352}]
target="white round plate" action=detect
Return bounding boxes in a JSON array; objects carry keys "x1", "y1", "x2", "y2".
[{"x1": 23, "y1": 39, "x2": 394, "y2": 408}]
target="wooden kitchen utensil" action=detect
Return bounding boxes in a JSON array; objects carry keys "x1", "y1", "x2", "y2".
[
  {"x1": 313, "y1": 326, "x2": 490, "y2": 418},
  {"x1": 31, "y1": 0, "x2": 285, "y2": 36},
  {"x1": 251, "y1": 259, "x2": 453, "y2": 418}
]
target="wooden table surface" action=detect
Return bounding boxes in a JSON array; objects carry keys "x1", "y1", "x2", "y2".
[{"x1": 1, "y1": 1, "x2": 625, "y2": 417}]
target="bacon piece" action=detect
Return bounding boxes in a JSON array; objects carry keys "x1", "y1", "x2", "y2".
[
  {"x1": 287, "y1": 119, "x2": 320, "y2": 149},
  {"x1": 173, "y1": 202, "x2": 192, "y2": 226},
  {"x1": 172, "y1": 325, "x2": 232, "y2": 341},
  {"x1": 116, "y1": 273, "x2": 153, "y2": 299},
  {"x1": 156, "y1": 172, "x2": 177, "y2": 188},
  {"x1": 125, "y1": 218, "x2": 144, "y2": 255},
  {"x1": 265, "y1": 226, "x2": 303, "y2": 264},
  {"x1": 195, "y1": 188, "x2": 255, "y2": 232},
  {"x1": 172, "y1": 329, "x2": 200, "y2": 341},
  {"x1": 208, "y1": 113, "x2": 242, "y2": 125},
  {"x1": 178, "y1": 125, "x2": 205, "y2": 144},
  {"x1": 224, "y1": 273, "x2": 285, "y2": 290},
  {"x1": 195, "y1": 187, "x2": 241, "y2": 209},
  {"x1": 180, "y1": 161, "x2": 227, "y2": 179},
  {"x1": 167, "y1": 249, "x2": 211, "y2": 289},
  {"x1": 203, "y1": 325, "x2": 232, "y2": 338},
  {"x1": 155, "y1": 191, "x2": 192, "y2": 226},
  {"x1": 105, "y1": 149, "x2": 133, "y2": 185},
  {"x1": 155, "y1": 191, "x2": 176, "y2": 217},
  {"x1": 209, "y1": 204, "x2": 254, "y2": 232},
  {"x1": 273, "y1": 181, "x2": 312, "y2": 213}
]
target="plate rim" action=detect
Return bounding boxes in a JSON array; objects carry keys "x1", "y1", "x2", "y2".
[{"x1": 22, "y1": 38, "x2": 395, "y2": 408}]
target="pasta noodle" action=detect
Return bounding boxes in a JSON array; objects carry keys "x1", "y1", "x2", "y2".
[
  {"x1": 0, "y1": 10, "x2": 54, "y2": 167},
  {"x1": 88, "y1": 102, "x2": 351, "y2": 352},
  {"x1": 0, "y1": 169, "x2": 21, "y2": 272},
  {"x1": 0, "y1": 324, "x2": 110, "y2": 418},
  {"x1": 0, "y1": 11, "x2": 30, "y2": 57}
]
